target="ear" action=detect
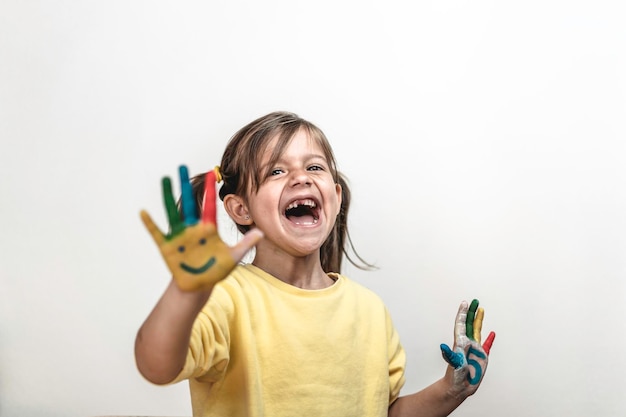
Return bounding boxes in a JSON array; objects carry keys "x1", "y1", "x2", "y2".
[
  {"x1": 223, "y1": 194, "x2": 254, "y2": 226},
  {"x1": 335, "y1": 182, "x2": 343, "y2": 216}
]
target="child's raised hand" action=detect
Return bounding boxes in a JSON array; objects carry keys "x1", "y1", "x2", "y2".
[
  {"x1": 439, "y1": 299, "x2": 496, "y2": 399},
  {"x1": 140, "y1": 165, "x2": 263, "y2": 292}
]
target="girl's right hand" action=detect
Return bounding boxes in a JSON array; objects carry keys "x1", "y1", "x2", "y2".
[{"x1": 140, "y1": 165, "x2": 263, "y2": 292}]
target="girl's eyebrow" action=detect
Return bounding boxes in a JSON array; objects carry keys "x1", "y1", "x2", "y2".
[{"x1": 275, "y1": 153, "x2": 328, "y2": 164}]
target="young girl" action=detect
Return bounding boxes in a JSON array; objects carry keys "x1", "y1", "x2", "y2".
[{"x1": 135, "y1": 111, "x2": 495, "y2": 417}]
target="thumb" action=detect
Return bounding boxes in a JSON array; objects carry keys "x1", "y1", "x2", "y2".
[
  {"x1": 230, "y1": 228, "x2": 264, "y2": 262},
  {"x1": 440, "y1": 343, "x2": 466, "y2": 369},
  {"x1": 140, "y1": 210, "x2": 165, "y2": 245}
]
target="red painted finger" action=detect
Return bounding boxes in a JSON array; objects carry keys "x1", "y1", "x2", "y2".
[
  {"x1": 201, "y1": 170, "x2": 217, "y2": 225},
  {"x1": 482, "y1": 331, "x2": 496, "y2": 354}
]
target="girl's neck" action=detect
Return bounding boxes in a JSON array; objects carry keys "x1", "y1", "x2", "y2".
[{"x1": 251, "y1": 252, "x2": 335, "y2": 290}]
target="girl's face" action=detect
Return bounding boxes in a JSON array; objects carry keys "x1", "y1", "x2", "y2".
[{"x1": 245, "y1": 128, "x2": 342, "y2": 259}]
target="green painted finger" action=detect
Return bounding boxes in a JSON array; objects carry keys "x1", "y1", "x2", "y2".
[
  {"x1": 466, "y1": 299, "x2": 479, "y2": 340},
  {"x1": 162, "y1": 177, "x2": 184, "y2": 238}
]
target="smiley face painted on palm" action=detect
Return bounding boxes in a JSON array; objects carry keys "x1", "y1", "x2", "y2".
[
  {"x1": 154, "y1": 222, "x2": 235, "y2": 291},
  {"x1": 140, "y1": 166, "x2": 236, "y2": 291}
]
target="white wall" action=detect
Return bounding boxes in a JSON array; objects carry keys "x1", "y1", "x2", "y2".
[{"x1": 1, "y1": 1, "x2": 625, "y2": 416}]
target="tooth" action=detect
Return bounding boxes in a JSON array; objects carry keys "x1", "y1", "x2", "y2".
[{"x1": 286, "y1": 199, "x2": 318, "y2": 210}]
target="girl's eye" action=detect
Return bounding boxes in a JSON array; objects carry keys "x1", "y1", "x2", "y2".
[
  {"x1": 308, "y1": 165, "x2": 324, "y2": 171},
  {"x1": 270, "y1": 169, "x2": 283, "y2": 176}
]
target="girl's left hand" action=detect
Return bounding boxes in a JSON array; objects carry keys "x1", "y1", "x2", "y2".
[{"x1": 439, "y1": 299, "x2": 496, "y2": 399}]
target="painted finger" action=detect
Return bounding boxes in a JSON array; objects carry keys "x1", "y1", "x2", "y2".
[
  {"x1": 140, "y1": 210, "x2": 166, "y2": 245},
  {"x1": 482, "y1": 331, "x2": 496, "y2": 355},
  {"x1": 163, "y1": 177, "x2": 184, "y2": 237},
  {"x1": 454, "y1": 300, "x2": 469, "y2": 346},
  {"x1": 466, "y1": 299, "x2": 479, "y2": 340},
  {"x1": 440, "y1": 343, "x2": 466, "y2": 369},
  {"x1": 230, "y1": 228, "x2": 264, "y2": 261},
  {"x1": 179, "y1": 165, "x2": 198, "y2": 226},
  {"x1": 202, "y1": 170, "x2": 217, "y2": 225},
  {"x1": 473, "y1": 307, "x2": 484, "y2": 343}
]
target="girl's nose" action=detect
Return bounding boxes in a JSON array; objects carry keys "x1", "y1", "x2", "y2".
[{"x1": 290, "y1": 169, "x2": 312, "y2": 187}]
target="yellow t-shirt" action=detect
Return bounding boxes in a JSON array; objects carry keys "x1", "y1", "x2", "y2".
[{"x1": 173, "y1": 264, "x2": 406, "y2": 417}]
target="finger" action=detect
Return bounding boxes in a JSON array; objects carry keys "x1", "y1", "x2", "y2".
[
  {"x1": 230, "y1": 228, "x2": 264, "y2": 261},
  {"x1": 140, "y1": 210, "x2": 166, "y2": 245},
  {"x1": 201, "y1": 170, "x2": 218, "y2": 225},
  {"x1": 466, "y1": 299, "x2": 479, "y2": 340},
  {"x1": 473, "y1": 307, "x2": 484, "y2": 343},
  {"x1": 482, "y1": 331, "x2": 496, "y2": 355},
  {"x1": 440, "y1": 343, "x2": 466, "y2": 369},
  {"x1": 454, "y1": 300, "x2": 469, "y2": 346},
  {"x1": 179, "y1": 165, "x2": 198, "y2": 225},
  {"x1": 163, "y1": 177, "x2": 184, "y2": 237}
]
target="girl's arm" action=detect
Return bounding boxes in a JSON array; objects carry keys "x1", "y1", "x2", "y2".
[
  {"x1": 134, "y1": 166, "x2": 262, "y2": 384},
  {"x1": 388, "y1": 373, "x2": 465, "y2": 417},
  {"x1": 134, "y1": 281, "x2": 211, "y2": 384}
]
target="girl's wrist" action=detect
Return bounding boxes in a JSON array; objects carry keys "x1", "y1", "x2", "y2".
[
  {"x1": 440, "y1": 371, "x2": 469, "y2": 404},
  {"x1": 168, "y1": 279, "x2": 212, "y2": 309}
]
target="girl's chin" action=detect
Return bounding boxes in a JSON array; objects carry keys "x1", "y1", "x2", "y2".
[{"x1": 283, "y1": 240, "x2": 327, "y2": 257}]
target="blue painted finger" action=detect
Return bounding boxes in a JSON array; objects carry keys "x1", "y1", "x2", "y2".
[
  {"x1": 440, "y1": 343, "x2": 466, "y2": 369},
  {"x1": 179, "y1": 165, "x2": 198, "y2": 225}
]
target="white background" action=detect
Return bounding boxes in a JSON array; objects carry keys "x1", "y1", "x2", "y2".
[{"x1": 1, "y1": 1, "x2": 625, "y2": 416}]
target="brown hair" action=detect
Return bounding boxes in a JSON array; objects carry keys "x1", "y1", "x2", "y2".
[{"x1": 190, "y1": 111, "x2": 374, "y2": 273}]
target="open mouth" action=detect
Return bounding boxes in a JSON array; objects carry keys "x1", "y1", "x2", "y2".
[{"x1": 285, "y1": 198, "x2": 319, "y2": 225}]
